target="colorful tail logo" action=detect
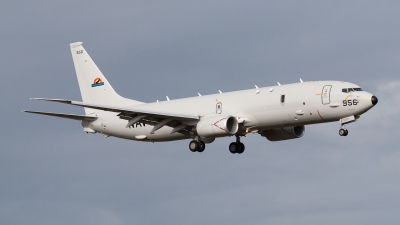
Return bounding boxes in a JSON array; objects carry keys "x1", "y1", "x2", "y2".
[{"x1": 92, "y1": 77, "x2": 104, "y2": 87}]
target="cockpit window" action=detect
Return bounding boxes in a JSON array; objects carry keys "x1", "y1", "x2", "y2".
[{"x1": 342, "y1": 87, "x2": 363, "y2": 93}]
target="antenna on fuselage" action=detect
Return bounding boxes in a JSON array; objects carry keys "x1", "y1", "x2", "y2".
[
  {"x1": 277, "y1": 82, "x2": 281, "y2": 86},
  {"x1": 255, "y1": 85, "x2": 260, "y2": 94},
  {"x1": 198, "y1": 93, "x2": 202, "y2": 96},
  {"x1": 300, "y1": 78, "x2": 304, "y2": 83},
  {"x1": 166, "y1": 96, "x2": 170, "y2": 101},
  {"x1": 219, "y1": 90, "x2": 222, "y2": 94}
]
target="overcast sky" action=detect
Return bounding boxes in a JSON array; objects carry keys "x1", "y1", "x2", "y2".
[{"x1": 1, "y1": 1, "x2": 400, "y2": 224}]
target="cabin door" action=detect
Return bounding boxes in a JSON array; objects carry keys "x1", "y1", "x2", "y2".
[{"x1": 321, "y1": 85, "x2": 332, "y2": 105}]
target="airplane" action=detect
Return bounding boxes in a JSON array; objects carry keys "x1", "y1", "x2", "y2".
[{"x1": 24, "y1": 42, "x2": 378, "y2": 154}]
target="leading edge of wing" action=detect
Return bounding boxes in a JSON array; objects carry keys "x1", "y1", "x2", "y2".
[
  {"x1": 30, "y1": 98, "x2": 200, "y2": 120},
  {"x1": 23, "y1": 110, "x2": 98, "y2": 121}
]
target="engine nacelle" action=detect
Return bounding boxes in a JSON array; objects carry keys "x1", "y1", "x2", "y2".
[
  {"x1": 196, "y1": 115, "x2": 239, "y2": 138},
  {"x1": 261, "y1": 125, "x2": 305, "y2": 141}
]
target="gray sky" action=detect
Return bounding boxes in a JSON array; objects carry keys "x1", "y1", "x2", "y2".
[{"x1": 1, "y1": 1, "x2": 400, "y2": 224}]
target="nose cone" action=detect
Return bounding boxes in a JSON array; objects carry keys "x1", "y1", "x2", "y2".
[{"x1": 371, "y1": 96, "x2": 378, "y2": 106}]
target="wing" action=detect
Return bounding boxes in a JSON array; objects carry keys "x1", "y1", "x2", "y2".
[
  {"x1": 30, "y1": 98, "x2": 200, "y2": 134},
  {"x1": 23, "y1": 110, "x2": 98, "y2": 121}
]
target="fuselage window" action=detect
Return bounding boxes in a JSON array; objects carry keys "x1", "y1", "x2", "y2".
[
  {"x1": 353, "y1": 88, "x2": 363, "y2": 91},
  {"x1": 216, "y1": 102, "x2": 222, "y2": 114},
  {"x1": 342, "y1": 88, "x2": 348, "y2": 93},
  {"x1": 280, "y1": 95, "x2": 285, "y2": 103}
]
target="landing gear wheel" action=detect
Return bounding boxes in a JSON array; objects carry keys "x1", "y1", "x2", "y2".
[
  {"x1": 339, "y1": 129, "x2": 348, "y2": 136},
  {"x1": 198, "y1": 141, "x2": 205, "y2": 152},
  {"x1": 237, "y1": 143, "x2": 245, "y2": 154},
  {"x1": 229, "y1": 142, "x2": 238, "y2": 154},
  {"x1": 189, "y1": 140, "x2": 199, "y2": 152}
]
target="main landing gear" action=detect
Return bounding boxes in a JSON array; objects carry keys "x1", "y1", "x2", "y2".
[
  {"x1": 189, "y1": 139, "x2": 205, "y2": 152},
  {"x1": 229, "y1": 135, "x2": 245, "y2": 154}
]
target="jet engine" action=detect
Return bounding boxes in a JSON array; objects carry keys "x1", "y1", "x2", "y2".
[
  {"x1": 260, "y1": 125, "x2": 305, "y2": 141},
  {"x1": 196, "y1": 115, "x2": 238, "y2": 138}
]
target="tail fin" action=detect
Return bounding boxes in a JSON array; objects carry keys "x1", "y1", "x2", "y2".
[{"x1": 70, "y1": 42, "x2": 143, "y2": 113}]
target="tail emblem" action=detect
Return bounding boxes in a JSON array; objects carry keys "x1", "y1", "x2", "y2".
[{"x1": 91, "y1": 77, "x2": 104, "y2": 87}]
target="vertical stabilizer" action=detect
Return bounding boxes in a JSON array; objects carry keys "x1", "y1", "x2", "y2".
[{"x1": 70, "y1": 42, "x2": 143, "y2": 114}]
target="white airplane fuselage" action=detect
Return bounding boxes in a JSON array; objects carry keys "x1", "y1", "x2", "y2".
[{"x1": 90, "y1": 81, "x2": 375, "y2": 142}]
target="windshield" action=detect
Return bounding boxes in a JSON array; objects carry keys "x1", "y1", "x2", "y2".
[{"x1": 342, "y1": 87, "x2": 363, "y2": 93}]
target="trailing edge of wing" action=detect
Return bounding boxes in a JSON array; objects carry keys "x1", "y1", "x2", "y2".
[
  {"x1": 23, "y1": 110, "x2": 98, "y2": 121},
  {"x1": 30, "y1": 98, "x2": 200, "y2": 120}
]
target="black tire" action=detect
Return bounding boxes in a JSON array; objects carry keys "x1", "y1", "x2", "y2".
[
  {"x1": 189, "y1": 140, "x2": 199, "y2": 152},
  {"x1": 339, "y1": 129, "x2": 346, "y2": 136},
  {"x1": 344, "y1": 129, "x2": 349, "y2": 136},
  {"x1": 237, "y1": 143, "x2": 245, "y2": 154},
  {"x1": 198, "y1": 141, "x2": 205, "y2": 152},
  {"x1": 229, "y1": 142, "x2": 237, "y2": 154}
]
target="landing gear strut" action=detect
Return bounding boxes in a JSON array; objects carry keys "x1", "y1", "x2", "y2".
[
  {"x1": 229, "y1": 135, "x2": 245, "y2": 154},
  {"x1": 189, "y1": 137, "x2": 205, "y2": 152}
]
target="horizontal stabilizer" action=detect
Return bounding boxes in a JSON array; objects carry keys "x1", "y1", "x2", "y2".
[
  {"x1": 30, "y1": 98, "x2": 200, "y2": 121},
  {"x1": 23, "y1": 110, "x2": 98, "y2": 121}
]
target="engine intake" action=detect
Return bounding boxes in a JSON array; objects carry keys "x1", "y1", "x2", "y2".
[
  {"x1": 196, "y1": 115, "x2": 238, "y2": 138},
  {"x1": 261, "y1": 125, "x2": 305, "y2": 141}
]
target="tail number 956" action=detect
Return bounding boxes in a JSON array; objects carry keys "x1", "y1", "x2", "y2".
[{"x1": 343, "y1": 99, "x2": 358, "y2": 106}]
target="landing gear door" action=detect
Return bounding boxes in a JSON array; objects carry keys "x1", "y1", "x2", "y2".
[{"x1": 321, "y1": 85, "x2": 332, "y2": 105}]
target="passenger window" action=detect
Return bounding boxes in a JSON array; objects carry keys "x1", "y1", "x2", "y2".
[{"x1": 342, "y1": 88, "x2": 348, "y2": 93}]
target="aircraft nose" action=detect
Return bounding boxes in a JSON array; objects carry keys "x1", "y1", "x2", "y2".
[{"x1": 371, "y1": 96, "x2": 378, "y2": 106}]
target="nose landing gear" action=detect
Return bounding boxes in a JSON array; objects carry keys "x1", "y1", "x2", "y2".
[
  {"x1": 338, "y1": 116, "x2": 357, "y2": 137},
  {"x1": 339, "y1": 119, "x2": 349, "y2": 136},
  {"x1": 339, "y1": 128, "x2": 348, "y2": 136},
  {"x1": 229, "y1": 135, "x2": 245, "y2": 154}
]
